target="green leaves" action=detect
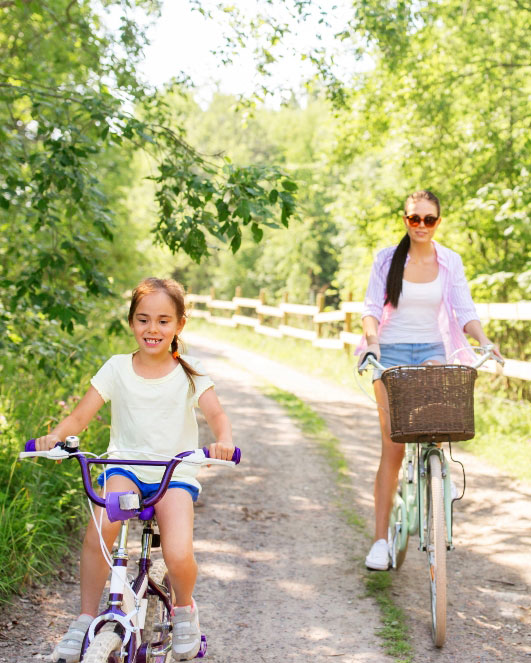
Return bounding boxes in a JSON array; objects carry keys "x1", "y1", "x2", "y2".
[
  {"x1": 0, "y1": 0, "x2": 301, "y2": 374},
  {"x1": 151, "y1": 150, "x2": 297, "y2": 261}
]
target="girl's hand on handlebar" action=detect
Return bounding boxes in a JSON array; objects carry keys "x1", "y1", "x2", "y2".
[
  {"x1": 207, "y1": 441, "x2": 235, "y2": 461},
  {"x1": 358, "y1": 343, "x2": 381, "y2": 369},
  {"x1": 34, "y1": 433, "x2": 62, "y2": 451}
]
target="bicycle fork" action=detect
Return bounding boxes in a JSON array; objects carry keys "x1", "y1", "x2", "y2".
[
  {"x1": 418, "y1": 447, "x2": 454, "y2": 552},
  {"x1": 83, "y1": 520, "x2": 149, "y2": 662}
]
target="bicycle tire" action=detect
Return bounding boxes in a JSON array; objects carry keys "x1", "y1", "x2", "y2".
[
  {"x1": 389, "y1": 494, "x2": 409, "y2": 570},
  {"x1": 395, "y1": 532, "x2": 409, "y2": 570},
  {"x1": 142, "y1": 558, "x2": 175, "y2": 645},
  {"x1": 426, "y1": 453, "x2": 447, "y2": 647},
  {"x1": 82, "y1": 630, "x2": 123, "y2": 663}
]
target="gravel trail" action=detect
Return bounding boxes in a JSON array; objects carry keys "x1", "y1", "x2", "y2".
[
  {"x1": 1, "y1": 339, "x2": 390, "y2": 663},
  {"x1": 2, "y1": 333, "x2": 529, "y2": 662},
  {"x1": 185, "y1": 333, "x2": 531, "y2": 663}
]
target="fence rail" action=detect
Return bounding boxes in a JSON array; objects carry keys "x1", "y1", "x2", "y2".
[{"x1": 186, "y1": 289, "x2": 531, "y2": 382}]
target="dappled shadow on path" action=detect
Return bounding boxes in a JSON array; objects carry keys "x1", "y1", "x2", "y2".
[{"x1": 189, "y1": 335, "x2": 531, "y2": 663}]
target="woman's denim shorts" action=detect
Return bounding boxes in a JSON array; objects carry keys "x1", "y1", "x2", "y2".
[{"x1": 373, "y1": 342, "x2": 446, "y2": 381}]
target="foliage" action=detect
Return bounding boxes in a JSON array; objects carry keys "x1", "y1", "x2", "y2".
[
  {"x1": 0, "y1": 347, "x2": 113, "y2": 602},
  {"x1": 194, "y1": 1, "x2": 530, "y2": 306},
  {"x1": 158, "y1": 94, "x2": 339, "y2": 302},
  {"x1": 0, "y1": 0, "x2": 296, "y2": 374}
]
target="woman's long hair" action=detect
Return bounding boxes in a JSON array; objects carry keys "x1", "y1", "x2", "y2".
[
  {"x1": 128, "y1": 277, "x2": 201, "y2": 391},
  {"x1": 384, "y1": 190, "x2": 441, "y2": 308}
]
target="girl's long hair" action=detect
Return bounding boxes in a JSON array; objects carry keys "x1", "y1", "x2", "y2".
[
  {"x1": 384, "y1": 190, "x2": 441, "y2": 308},
  {"x1": 128, "y1": 277, "x2": 201, "y2": 392}
]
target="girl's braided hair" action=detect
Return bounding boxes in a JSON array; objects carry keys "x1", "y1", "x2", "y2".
[{"x1": 128, "y1": 277, "x2": 201, "y2": 392}]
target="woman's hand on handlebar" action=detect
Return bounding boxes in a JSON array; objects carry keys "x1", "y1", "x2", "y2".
[
  {"x1": 358, "y1": 342, "x2": 381, "y2": 370},
  {"x1": 206, "y1": 440, "x2": 235, "y2": 461},
  {"x1": 34, "y1": 433, "x2": 62, "y2": 451},
  {"x1": 487, "y1": 341, "x2": 504, "y2": 363}
]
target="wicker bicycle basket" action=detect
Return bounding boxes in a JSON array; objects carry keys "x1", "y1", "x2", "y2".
[{"x1": 381, "y1": 364, "x2": 478, "y2": 443}]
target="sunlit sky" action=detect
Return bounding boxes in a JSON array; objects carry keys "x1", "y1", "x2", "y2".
[{"x1": 136, "y1": 0, "x2": 359, "y2": 105}]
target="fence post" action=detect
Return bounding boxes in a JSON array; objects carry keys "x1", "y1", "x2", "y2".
[
  {"x1": 343, "y1": 291, "x2": 352, "y2": 354},
  {"x1": 258, "y1": 288, "x2": 266, "y2": 325},
  {"x1": 208, "y1": 286, "x2": 215, "y2": 320},
  {"x1": 234, "y1": 285, "x2": 242, "y2": 326},
  {"x1": 315, "y1": 292, "x2": 325, "y2": 338},
  {"x1": 282, "y1": 291, "x2": 289, "y2": 327}
]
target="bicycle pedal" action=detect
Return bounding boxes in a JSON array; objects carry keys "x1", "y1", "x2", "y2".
[
  {"x1": 151, "y1": 533, "x2": 161, "y2": 547},
  {"x1": 195, "y1": 634, "x2": 207, "y2": 658}
]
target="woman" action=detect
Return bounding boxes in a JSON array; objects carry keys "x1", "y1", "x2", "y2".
[{"x1": 357, "y1": 190, "x2": 502, "y2": 571}]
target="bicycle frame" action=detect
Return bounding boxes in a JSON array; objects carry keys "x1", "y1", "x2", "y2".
[
  {"x1": 82, "y1": 515, "x2": 171, "y2": 663},
  {"x1": 388, "y1": 442, "x2": 454, "y2": 565},
  {"x1": 20, "y1": 441, "x2": 239, "y2": 662},
  {"x1": 357, "y1": 344, "x2": 503, "y2": 646}
]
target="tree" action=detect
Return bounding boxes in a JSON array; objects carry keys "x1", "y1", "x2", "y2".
[{"x1": 0, "y1": 0, "x2": 296, "y2": 370}]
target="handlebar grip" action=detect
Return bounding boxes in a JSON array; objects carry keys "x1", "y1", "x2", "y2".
[
  {"x1": 25, "y1": 439, "x2": 64, "y2": 452},
  {"x1": 202, "y1": 446, "x2": 241, "y2": 464}
]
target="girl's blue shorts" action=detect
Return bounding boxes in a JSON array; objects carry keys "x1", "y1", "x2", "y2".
[
  {"x1": 373, "y1": 342, "x2": 446, "y2": 381},
  {"x1": 97, "y1": 468, "x2": 199, "y2": 502}
]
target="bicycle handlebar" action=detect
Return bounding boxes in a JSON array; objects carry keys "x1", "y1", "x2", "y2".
[
  {"x1": 19, "y1": 440, "x2": 241, "y2": 511},
  {"x1": 469, "y1": 344, "x2": 505, "y2": 369},
  {"x1": 357, "y1": 344, "x2": 504, "y2": 375},
  {"x1": 22, "y1": 439, "x2": 241, "y2": 465},
  {"x1": 358, "y1": 352, "x2": 385, "y2": 373}
]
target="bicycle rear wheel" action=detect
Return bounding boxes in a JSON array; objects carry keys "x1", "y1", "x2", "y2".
[
  {"x1": 389, "y1": 492, "x2": 409, "y2": 570},
  {"x1": 426, "y1": 453, "x2": 447, "y2": 647},
  {"x1": 82, "y1": 631, "x2": 123, "y2": 663},
  {"x1": 142, "y1": 558, "x2": 175, "y2": 645}
]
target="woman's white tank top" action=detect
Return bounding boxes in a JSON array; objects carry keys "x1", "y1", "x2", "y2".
[{"x1": 379, "y1": 274, "x2": 444, "y2": 344}]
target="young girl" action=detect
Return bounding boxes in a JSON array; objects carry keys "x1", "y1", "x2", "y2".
[
  {"x1": 35, "y1": 277, "x2": 234, "y2": 662},
  {"x1": 356, "y1": 190, "x2": 502, "y2": 571}
]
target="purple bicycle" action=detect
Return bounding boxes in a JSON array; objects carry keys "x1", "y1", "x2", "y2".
[{"x1": 19, "y1": 437, "x2": 241, "y2": 663}]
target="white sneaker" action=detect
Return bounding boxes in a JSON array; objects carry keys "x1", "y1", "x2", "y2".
[
  {"x1": 365, "y1": 539, "x2": 390, "y2": 571},
  {"x1": 451, "y1": 481, "x2": 459, "y2": 500},
  {"x1": 52, "y1": 614, "x2": 93, "y2": 663},
  {"x1": 172, "y1": 599, "x2": 201, "y2": 661},
  {"x1": 445, "y1": 480, "x2": 459, "y2": 500}
]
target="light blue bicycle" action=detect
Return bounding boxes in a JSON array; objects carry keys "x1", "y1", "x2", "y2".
[{"x1": 359, "y1": 345, "x2": 503, "y2": 646}]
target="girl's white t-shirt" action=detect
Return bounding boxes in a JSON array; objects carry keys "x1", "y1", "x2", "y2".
[
  {"x1": 378, "y1": 275, "x2": 444, "y2": 344},
  {"x1": 90, "y1": 353, "x2": 214, "y2": 488}
]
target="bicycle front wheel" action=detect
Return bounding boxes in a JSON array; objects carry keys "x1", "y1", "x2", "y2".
[
  {"x1": 142, "y1": 558, "x2": 175, "y2": 645},
  {"x1": 82, "y1": 631, "x2": 123, "y2": 663},
  {"x1": 426, "y1": 453, "x2": 447, "y2": 647}
]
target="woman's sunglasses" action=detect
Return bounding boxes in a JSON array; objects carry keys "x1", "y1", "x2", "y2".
[{"x1": 405, "y1": 214, "x2": 439, "y2": 228}]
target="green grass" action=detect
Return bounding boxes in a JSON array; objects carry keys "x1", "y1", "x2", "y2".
[
  {"x1": 188, "y1": 318, "x2": 531, "y2": 482},
  {"x1": 262, "y1": 384, "x2": 412, "y2": 662},
  {"x1": 365, "y1": 573, "x2": 413, "y2": 662},
  {"x1": 0, "y1": 337, "x2": 128, "y2": 603}
]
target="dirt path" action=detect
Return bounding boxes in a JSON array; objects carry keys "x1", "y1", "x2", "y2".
[
  {"x1": 2, "y1": 334, "x2": 529, "y2": 662},
  {"x1": 184, "y1": 333, "x2": 531, "y2": 663},
  {"x1": 1, "y1": 340, "x2": 391, "y2": 663}
]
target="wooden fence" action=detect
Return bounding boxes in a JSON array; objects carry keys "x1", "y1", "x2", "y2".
[{"x1": 186, "y1": 287, "x2": 531, "y2": 382}]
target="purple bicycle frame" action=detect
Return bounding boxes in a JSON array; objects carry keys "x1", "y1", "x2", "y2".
[
  {"x1": 23, "y1": 441, "x2": 239, "y2": 661},
  {"x1": 75, "y1": 450, "x2": 194, "y2": 662},
  {"x1": 24, "y1": 442, "x2": 210, "y2": 661}
]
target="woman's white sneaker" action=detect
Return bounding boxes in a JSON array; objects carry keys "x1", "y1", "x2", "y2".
[{"x1": 365, "y1": 538, "x2": 390, "y2": 571}]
